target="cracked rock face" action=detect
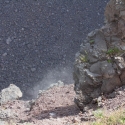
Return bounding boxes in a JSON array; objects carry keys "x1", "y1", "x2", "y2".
[{"x1": 73, "y1": 0, "x2": 125, "y2": 110}]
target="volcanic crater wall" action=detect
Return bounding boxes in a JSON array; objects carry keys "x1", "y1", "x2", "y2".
[{"x1": 73, "y1": 0, "x2": 125, "y2": 109}]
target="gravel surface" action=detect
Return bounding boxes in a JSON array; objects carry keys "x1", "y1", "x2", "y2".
[
  {"x1": 2, "y1": 84, "x2": 125, "y2": 125},
  {"x1": 0, "y1": 0, "x2": 109, "y2": 99}
]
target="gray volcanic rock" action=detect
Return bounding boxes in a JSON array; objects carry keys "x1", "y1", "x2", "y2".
[
  {"x1": 0, "y1": 84, "x2": 22, "y2": 104},
  {"x1": 73, "y1": 0, "x2": 125, "y2": 110}
]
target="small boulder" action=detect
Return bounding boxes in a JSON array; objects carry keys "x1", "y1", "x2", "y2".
[{"x1": 0, "y1": 84, "x2": 23, "y2": 104}]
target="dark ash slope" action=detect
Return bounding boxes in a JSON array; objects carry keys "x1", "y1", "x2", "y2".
[{"x1": 0, "y1": 0, "x2": 108, "y2": 98}]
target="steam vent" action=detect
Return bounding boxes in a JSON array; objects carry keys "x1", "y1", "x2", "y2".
[{"x1": 73, "y1": 0, "x2": 125, "y2": 110}]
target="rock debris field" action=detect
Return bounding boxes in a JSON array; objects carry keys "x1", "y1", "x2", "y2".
[
  {"x1": 0, "y1": 0, "x2": 108, "y2": 99},
  {"x1": 1, "y1": 83, "x2": 125, "y2": 125}
]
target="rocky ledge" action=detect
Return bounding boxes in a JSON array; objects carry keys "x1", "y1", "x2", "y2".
[{"x1": 73, "y1": 0, "x2": 125, "y2": 110}]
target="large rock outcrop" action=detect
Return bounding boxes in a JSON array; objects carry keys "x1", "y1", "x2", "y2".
[{"x1": 73, "y1": 0, "x2": 125, "y2": 110}]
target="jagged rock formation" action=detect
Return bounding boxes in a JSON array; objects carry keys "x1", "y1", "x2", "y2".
[{"x1": 73, "y1": 0, "x2": 125, "y2": 109}]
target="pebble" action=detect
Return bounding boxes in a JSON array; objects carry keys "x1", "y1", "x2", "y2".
[
  {"x1": 117, "y1": 91, "x2": 122, "y2": 95},
  {"x1": 31, "y1": 68, "x2": 36, "y2": 72},
  {"x1": 97, "y1": 96, "x2": 102, "y2": 102},
  {"x1": 2, "y1": 53, "x2": 7, "y2": 56},
  {"x1": 83, "y1": 106, "x2": 89, "y2": 112},
  {"x1": 92, "y1": 98, "x2": 97, "y2": 104},
  {"x1": 49, "y1": 112, "x2": 56, "y2": 118},
  {"x1": 72, "y1": 117, "x2": 80, "y2": 123},
  {"x1": 108, "y1": 92, "x2": 116, "y2": 98},
  {"x1": 6, "y1": 37, "x2": 12, "y2": 44}
]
